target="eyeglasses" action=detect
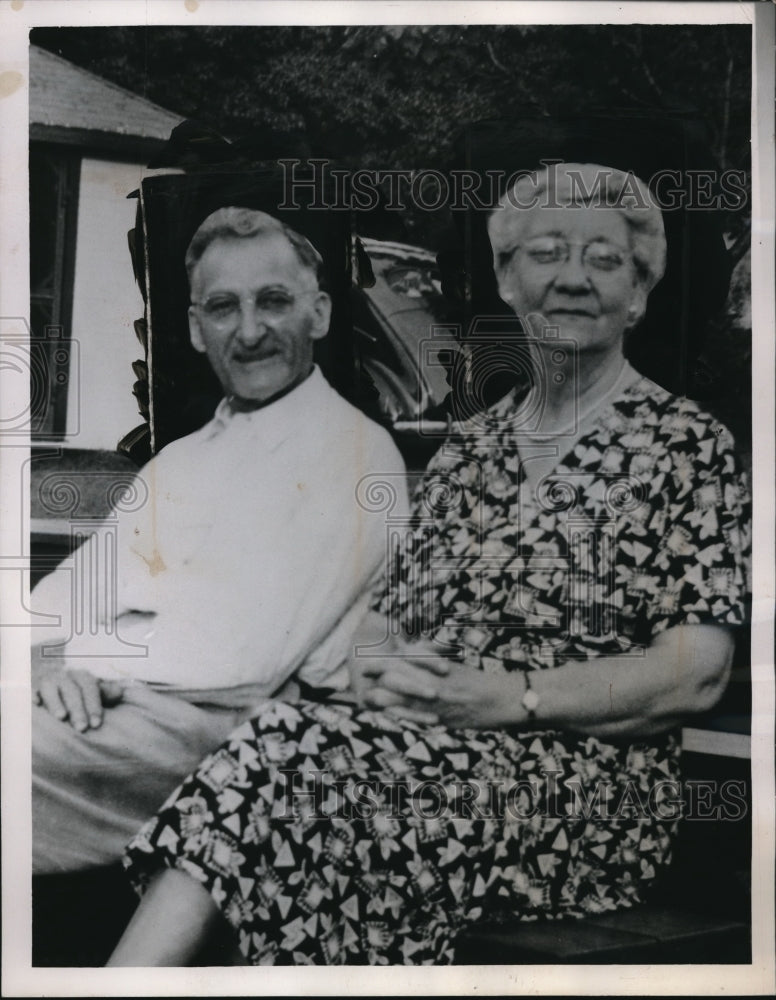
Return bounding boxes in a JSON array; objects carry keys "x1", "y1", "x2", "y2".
[
  {"x1": 190, "y1": 289, "x2": 315, "y2": 329},
  {"x1": 508, "y1": 237, "x2": 631, "y2": 273}
]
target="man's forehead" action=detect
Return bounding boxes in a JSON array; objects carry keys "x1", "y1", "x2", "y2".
[
  {"x1": 192, "y1": 231, "x2": 316, "y2": 288},
  {"x1": 206, "y1": 230, "x2": 294, "y2": 262}
]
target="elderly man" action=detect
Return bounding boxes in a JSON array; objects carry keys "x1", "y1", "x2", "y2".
[{"x1": 32, "y1": 207, "x2": 407, "y2": 873}]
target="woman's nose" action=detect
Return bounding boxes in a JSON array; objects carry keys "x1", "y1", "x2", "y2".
[{"x1": 553, "y1": 249, "x2": 592, "y2": 290}]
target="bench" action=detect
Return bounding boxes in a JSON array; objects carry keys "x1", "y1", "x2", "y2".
[{"x1": 454, "y1": 902, "x2": 750, "y2": 964}]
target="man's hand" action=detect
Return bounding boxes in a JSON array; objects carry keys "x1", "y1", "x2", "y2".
[{"x1": 32, "y1": 648, "x2": 124, "y2": 732}]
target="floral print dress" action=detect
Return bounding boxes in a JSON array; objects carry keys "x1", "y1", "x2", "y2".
[{"x1": 123, "y1": 376, "x2": 750, "y2": 965}]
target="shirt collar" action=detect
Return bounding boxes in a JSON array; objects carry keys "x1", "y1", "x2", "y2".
[{"x1": 203, "y1": 366, "x2": 328, "y2": 451}]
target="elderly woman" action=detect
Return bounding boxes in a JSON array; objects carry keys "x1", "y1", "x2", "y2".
[{"x1": 109, "y1": 163, "x2": 750, "y2": 966}]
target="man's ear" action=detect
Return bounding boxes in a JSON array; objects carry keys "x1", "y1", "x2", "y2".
[
  {"x1": 189, "y1": 306, "x2": 207, "y2": 354},
  {"x1": 308, "y1": 291, "x2": 332, "y2": 342}
]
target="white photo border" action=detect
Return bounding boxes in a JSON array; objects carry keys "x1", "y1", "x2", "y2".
[{"x1": 1, "y1": 2, "x2": 773, "y2": 996}]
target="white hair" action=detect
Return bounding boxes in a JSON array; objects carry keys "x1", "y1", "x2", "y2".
[{"x1": 487, "y1": 162, "x2": 667, "y2": 293}]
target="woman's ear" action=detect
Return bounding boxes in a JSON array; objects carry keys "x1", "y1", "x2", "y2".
[
  {"x1": 625, "y1": 284, "x2": 649, "y2": 329},
  {"x1": 494, "y1": 263, "x2": 514, "y2": 304}
]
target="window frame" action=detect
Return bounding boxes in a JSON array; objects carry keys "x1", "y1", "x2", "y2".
[{"x1": 29, "y1": 142, "x2": 81, "y2": 440}]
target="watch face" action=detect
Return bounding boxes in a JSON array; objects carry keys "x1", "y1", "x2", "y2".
[{"x1": 523, "y1": 688, "x2": 540, "y2": 713}]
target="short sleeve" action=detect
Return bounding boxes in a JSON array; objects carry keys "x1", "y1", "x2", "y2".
[{"x1": 644, "y1": 420, "x2": 751, "y2": 637}]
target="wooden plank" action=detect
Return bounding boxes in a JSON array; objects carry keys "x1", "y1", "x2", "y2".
[
  {"x1": 681, "y1": 726, "x2": 751, "y2": 759},
  {"x1": 591, "y1": 904, "x2": 748, "y2": 941},
  {"x1": 455, "y1": 905, "x2": 751, "y2": 964},
  {"x1": 456, "y1": 916, "x2": 655, "y2": 963}
]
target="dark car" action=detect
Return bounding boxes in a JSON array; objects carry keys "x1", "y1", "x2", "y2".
[{"x1": 352, "y1": 238, "x2": 455, "y2": 426}]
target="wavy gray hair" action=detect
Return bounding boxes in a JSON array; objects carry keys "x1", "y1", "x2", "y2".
[
  {"x1": 185, "y1": 207, "x2": 325, "y2": 288},
  {"x1": 487, "y1": 162, "x2": 667, "y2": 294}
]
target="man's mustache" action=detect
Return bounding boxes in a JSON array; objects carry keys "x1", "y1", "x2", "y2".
[{"x1": 230, "y1": 344, "x2": 281, "y2": 362}]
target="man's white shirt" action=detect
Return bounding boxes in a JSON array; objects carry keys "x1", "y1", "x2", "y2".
[{"x1": 32, "y1": 368, "x2": 408, "y2": 696}]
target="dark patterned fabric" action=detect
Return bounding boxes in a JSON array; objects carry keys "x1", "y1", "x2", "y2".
[
  {"x1": 383, "y1": 376, "x2": 749, "y2": 669},
  {"x1": 124, "y1": 377, "x2": 750, "y2": 965}
]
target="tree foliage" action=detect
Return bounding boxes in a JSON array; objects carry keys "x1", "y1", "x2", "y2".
[
  {"x1": 31, "y1": 24, "x2": 753, "y2": 449},
  {"x1": 31, "y1": 24, "x2": 750, "y2": 175}
]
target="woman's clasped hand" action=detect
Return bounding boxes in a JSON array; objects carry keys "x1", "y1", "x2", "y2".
[{"x1": 351, "y1": 634, "x2": 529, "y2": 730}]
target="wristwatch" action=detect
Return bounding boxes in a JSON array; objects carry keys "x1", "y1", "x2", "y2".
[{"x1": 521, "y1": 672, "x2": 540, "y2": 721}]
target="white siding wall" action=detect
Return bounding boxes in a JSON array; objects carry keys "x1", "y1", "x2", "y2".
[{"x1": 65, "y1": 158, "x2": 147, "y2": 449}]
